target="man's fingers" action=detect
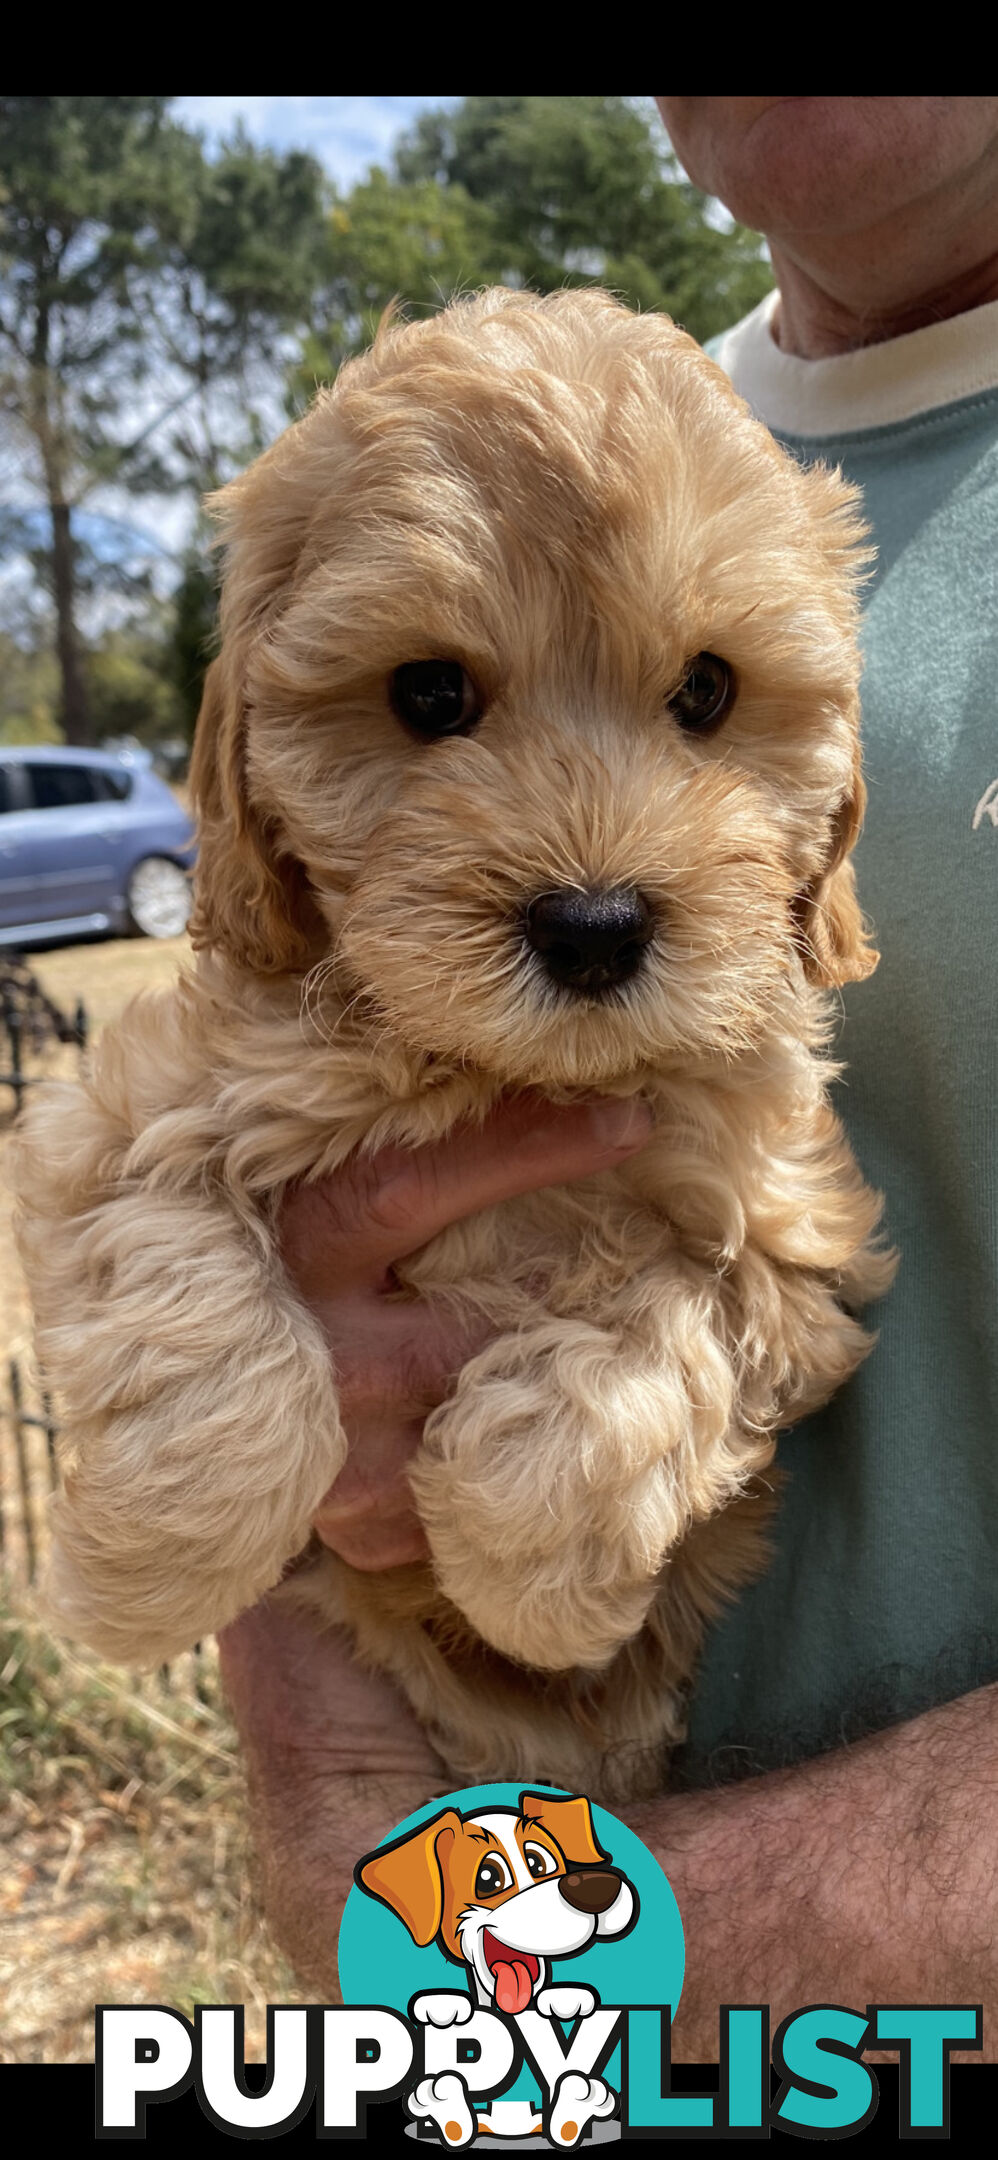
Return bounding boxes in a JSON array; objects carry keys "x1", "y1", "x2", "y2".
[
  {"x1": 277, "y1": 1091, "x2": 654, "y2": 1581},
  {"x1": 312, "y1": 1415, "x2": 429, "y2": 1570},
  {"x1": 280, "y1": 1092, "x2": 652, "y2": 1292},
  {"x1": 295, "y1": 1295, "x2": 496, "y2": 1416}
]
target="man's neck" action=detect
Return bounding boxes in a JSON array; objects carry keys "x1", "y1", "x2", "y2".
[{"x1": 770, "y1": 243, "x2": 998, "y2": 359}]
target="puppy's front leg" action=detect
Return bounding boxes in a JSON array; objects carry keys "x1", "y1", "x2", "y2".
[
  {"x1": 11, "y1": 1007, "x2": 343, "y2": 1667},
  {"x1": 409, "y1": 1265, "x2": 756, "y2": 1674}
]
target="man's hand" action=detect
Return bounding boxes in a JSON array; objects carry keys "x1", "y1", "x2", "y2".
[{"x1": 277, "y1": 1091, "x2": 651, "y2": 1571}]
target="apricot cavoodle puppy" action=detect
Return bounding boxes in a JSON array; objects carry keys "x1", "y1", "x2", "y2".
[{"x1": 12, "y1": 290, "x2": 894, "y2": 1802}]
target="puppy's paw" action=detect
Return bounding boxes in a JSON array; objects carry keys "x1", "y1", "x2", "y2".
[
  {"x1": 535, "y1": 1985, "x2": 598, "y2": 2022},
  {"x1": 412, "y1": 1344, "x2": 670, "y2": 1672},
  {"x1": 549, "y1": 2070, "x2": 616, "y2": 2145},
  {"x1": 412, "y1": 1992, "x2": 474, "y2": 2027},
  {"x1": 412, "y1": 1498, "x2": 658, "y2": 1674},
  {"x1": 407, "y1": 2072, "x2": 474, "y2": 2145}
]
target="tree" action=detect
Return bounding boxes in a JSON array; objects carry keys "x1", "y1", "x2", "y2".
[
  {"x1": 136, "y1": 126, "x2": 329, "y2": 500},
  {"x1": 143, "y1": 129, "x2": 329, "y2": 741},
  {"x1": 0, "y1": 627, "x2": 60, "y2": 744},
  {"x1": 396, "y1": 96, "x2": 772, "y2": 341},
  {"x1": 86, "y1": 620, "x2": 187, "y2": 745},
  {"x1": 169, "y1": 547, "x2": 220, "y2": 742},
  {"x1": 0, "y1": 98, "x2": 173, "y2": 742},
  {"x1": 299, "y1": 95, "x2": 771, "y2": 390},
  {"x1": 0, "y1": 99, "x2": 326, "y2": 744},
  {"x1": 291, "y1": 167, "x2": 496, "y2": 398},
  {"x1": 1, "y1": 96, "x2": 772, "y2": 752}
]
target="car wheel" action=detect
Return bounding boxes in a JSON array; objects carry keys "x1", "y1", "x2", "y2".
[{"x1": 127, "y1": 856, "x2": 192, "y2": 940}]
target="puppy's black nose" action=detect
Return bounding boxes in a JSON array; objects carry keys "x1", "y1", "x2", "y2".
[
  {"x1": 524, "y1": 887, "x2": 653, "y2": 992},
  {"x1": 559, "y1": 1869, "x2": 622, "y2": 1915}
]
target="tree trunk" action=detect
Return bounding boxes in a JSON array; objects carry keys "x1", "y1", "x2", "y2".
[
  {"x1": 49, "y1": 496, "x2": 91, "y2": 745},
  {"x1": 30, "y1": 291, "x2": 91, "y2": 747}
]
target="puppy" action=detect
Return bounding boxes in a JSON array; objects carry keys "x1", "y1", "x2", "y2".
[{"x1": 12, "y1": 289, "x2": 894, "y2": 1802}]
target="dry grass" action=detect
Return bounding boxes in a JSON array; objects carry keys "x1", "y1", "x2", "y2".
[
  {"x1": 0, "y1": 936, "x2": 189, "y2": 1358},
  {"x1": 1, "y1": 934, "x2": 306, "y2": 2063},
  {"x1": 0, "y1": 1610, "x2": 305, "y2": 2063}
]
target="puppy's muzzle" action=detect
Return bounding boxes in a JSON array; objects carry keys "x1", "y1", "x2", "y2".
[
  {"x1": 524, "y1": 886, "x2": 654, "y2": 994},
  {"x1": 558, "y1": 1868, "x2": 623, "y2": 1914}
]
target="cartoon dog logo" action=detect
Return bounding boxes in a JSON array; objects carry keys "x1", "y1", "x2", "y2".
[{"x1": 357, "y1": 1789, "x2": 637, "y2": 2143}]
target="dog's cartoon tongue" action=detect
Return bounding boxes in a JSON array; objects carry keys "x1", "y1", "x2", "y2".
[
  {"x1": 495, "y1": 1958, "x2": 533, "y2": 2015},
  {"x1": 483, "y1": 1929, "x2": 540, "y2": 2014}
]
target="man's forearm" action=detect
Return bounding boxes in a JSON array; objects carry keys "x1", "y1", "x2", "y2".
[
  {"x1": 222, "y1": 1605, "x2": 996, "y2": 2054},
  {"x1": 632, "y1": 1682, "x2": 998, "y2": 2061},
  {"x1": 220, "y1": 1601, "x2": 447, "y2": 2000}
]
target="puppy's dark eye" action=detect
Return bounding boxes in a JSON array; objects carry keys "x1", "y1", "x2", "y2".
[
  {"x1": 475, "y1": 1853, "x2": 512, "y2": 1899},
  {"x1": 390, "y1": 659, "x2": 482, "y2": 739},
  {"x1": 669, "y1": 652, "x2": 734, "y2": 735},
  {"x1": 523, "y1": 1843, "x2": 558, "y2": 1881}
]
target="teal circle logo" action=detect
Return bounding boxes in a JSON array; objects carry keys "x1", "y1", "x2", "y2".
[
  {"x1": 338, "y1": 1781, "x2": 683, "y2": 2138},
  {"x1": 339, "y1": 1781, "x2": 683, "y2": 2013}
]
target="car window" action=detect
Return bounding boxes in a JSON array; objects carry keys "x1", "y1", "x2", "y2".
[
  {"x1": 93, "y1": 768, "x2": 132, "y2": 802},
  {"x1": 0, "y1": 766, "x2": 11, "y2": 816},
  {"x1": 26, "y1": 764, "x2": 104, "y2": 810}
]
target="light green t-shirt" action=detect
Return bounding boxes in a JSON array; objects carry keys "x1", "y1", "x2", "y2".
[{"x1": 678, "y1": 293, "x2": 998, "y2": 1784}]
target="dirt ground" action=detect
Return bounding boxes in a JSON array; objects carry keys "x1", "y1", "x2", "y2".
[{"x1": 0, "y1": 935, "x2": 306, "y2": 2062}]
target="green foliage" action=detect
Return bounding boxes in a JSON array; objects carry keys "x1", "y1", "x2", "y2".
[
  {"x1": 296, "y1": 94, "x2": 772, "y2": 396},
  {"x1": 0, "y1": 97, "x2": 178, "y2": 740},
  {"x1": 86, "y1": 625, "x2": 184, "y2": 745},
  {"x1": 0, "y1": 95, "x2": 171, "y2": 330},
  {"x1": 0, "y1": 98, "x2": 326, "y2": 497},
  {"x1": 170, "y1": 548, "x2": 220, "y2": 740},
  {"x1": 0, "y1": 98, "x2": 326, "y2": 741},
  {"x1": 0, "y1": 620, "x2": 188, "y2": 748},
  {"x1": 131, "y1": 126, "x2": 327, "y2": 496},
  {"x1": 0, "y1": 633, "x2": 61, "y2": 743},
  {"x1": 0, "y1": 99, "x2": 174, "y2": 499},
  {"x1": 293, "y1": 170, "x2": 495, "y2": 396},
  {"x1": 2, "y1": 94, "x2": 772, "y2": 756}
]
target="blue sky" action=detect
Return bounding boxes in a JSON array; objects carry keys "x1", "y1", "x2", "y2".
[{"x1": 174, "y1": 96, "x2": 458, "y2": 187}]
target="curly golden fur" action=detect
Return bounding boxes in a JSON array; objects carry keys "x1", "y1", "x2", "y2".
[{"x1": 12, "y1": 290, "x2": 894, "y2": 1802}]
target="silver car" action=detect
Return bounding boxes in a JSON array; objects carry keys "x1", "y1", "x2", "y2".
[{"x1": 0, "y1": 746, "x2": 195, "y2": 946}]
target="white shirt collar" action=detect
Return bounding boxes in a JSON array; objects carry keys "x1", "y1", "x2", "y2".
[{"x1": 712, "y1": 287, "x2": 998, "y2": 437}]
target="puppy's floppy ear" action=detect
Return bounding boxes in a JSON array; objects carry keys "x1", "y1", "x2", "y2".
[
  {"x1": 792, "y1": 712, "x2": 879, "y2": 989},
  {"x1": 791, "y1": 463, "x2": 878, "y2": 989},
  {"x1": 188, "y1": 646, "x2": 320, "y2": 975},
  {"x1": 520, "y1": 1791, "x2": 608, "y2": 1869},
  {"x1": 356, "y1": 1810, "x2": 461, "y2": 1946}
]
